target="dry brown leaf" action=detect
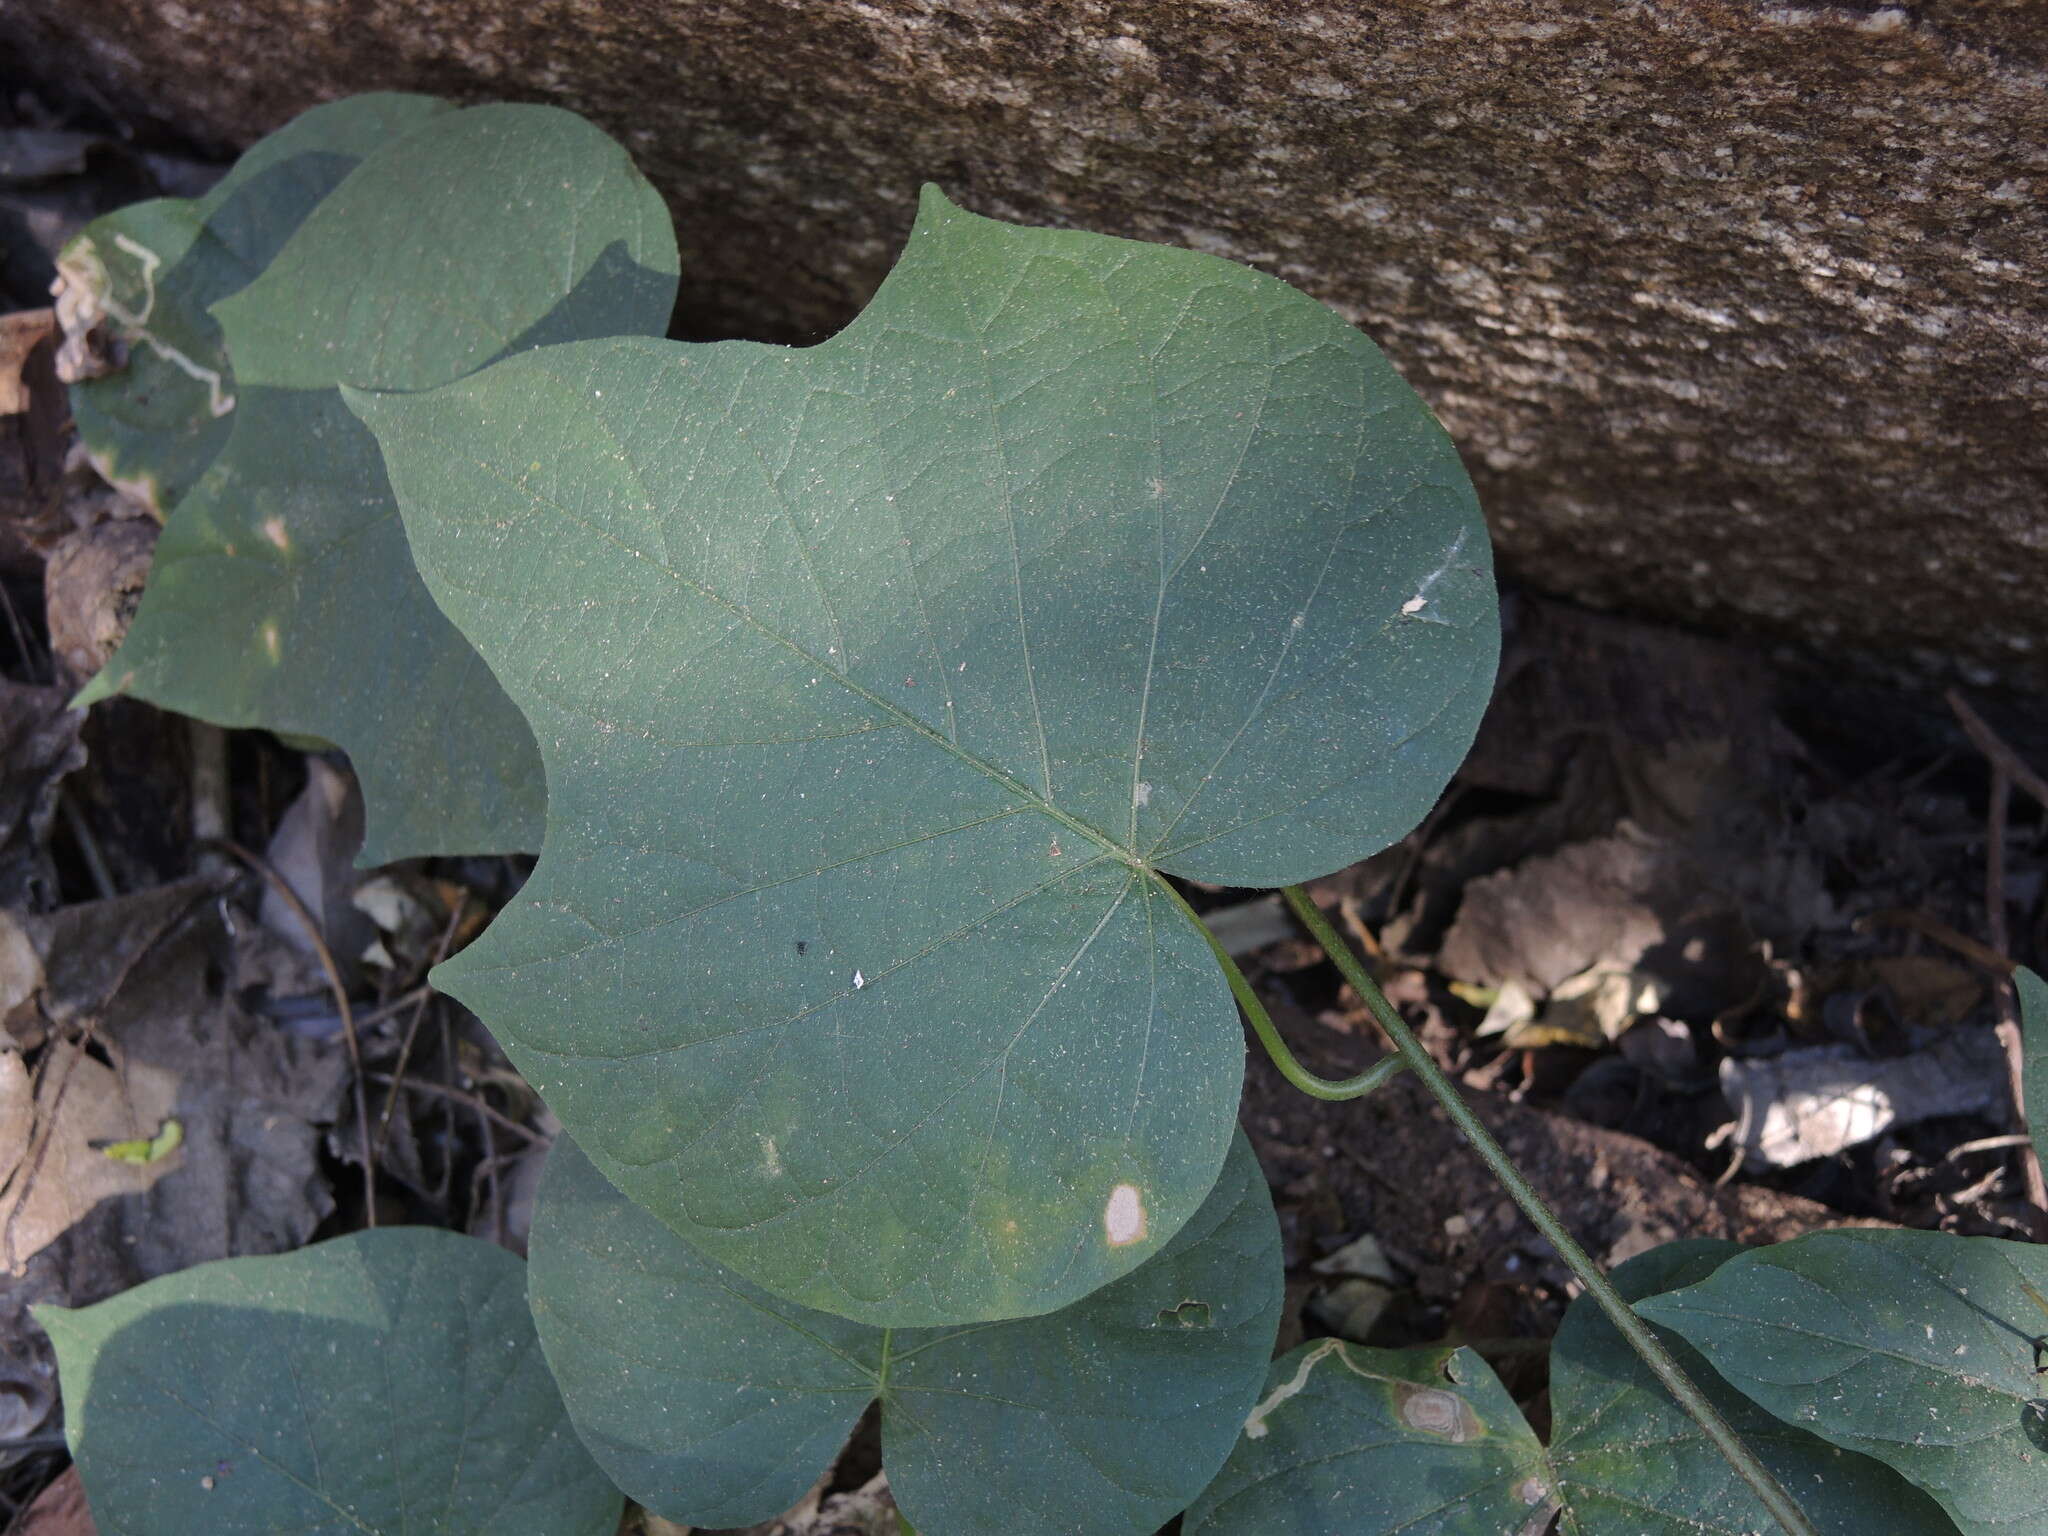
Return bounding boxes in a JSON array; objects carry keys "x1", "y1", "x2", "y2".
[
  {"x1": 1864, "y1": 954, "x2": 1984, "y2": 1031},
  {"x1": 0, "y1": 1038, "x2": 180, "y2": 1272},
  {"x1": 0, "y1": 309, "x2": 56, "y2": 416},
  {"x1": 12, "y1": 1466, "x2": 99, "y2": 1536}
]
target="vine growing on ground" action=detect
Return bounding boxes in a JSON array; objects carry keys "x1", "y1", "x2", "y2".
[{"x1": 35, "y1": 96, "x2": 2048, "y2": 1536}]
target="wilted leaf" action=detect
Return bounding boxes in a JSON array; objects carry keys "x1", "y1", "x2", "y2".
[
  {"x1": 528, "y1": 1132, "x2": 1280, "y2": 1535},
  {"x1": 1184, "y1": 1241, "x2": 1950, "y2": 1535},
  {"x1": 60, "y1": 93, "x2": 454, "y2": 513},
  {"x1": 1642, "y1": 1227, "x2": 2048, "y2": 1535},
  {"x1": 38, "y1": 1227, "x2": 621, "y2": 1536},
  {"x1": 355, "y1": 186, "x2": 1496, "y2": 1322},
  {"x1": 78, "y1": 103, "x2": 681, "y2": 861}
]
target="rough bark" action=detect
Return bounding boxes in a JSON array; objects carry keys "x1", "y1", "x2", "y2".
[{"x1": 6, "y1": 0, "x2": 2045, "y2": 690}]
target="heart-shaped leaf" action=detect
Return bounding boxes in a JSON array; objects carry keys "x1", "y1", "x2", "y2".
[
  {"x1": 78, "y1": 102, "x2": 680, "y2": 861},
  {"x1": 351, "y1": 187, "x2": 1496, "y2": 1322},
  {"x1": 2019, "y1": 966, "x2": 2047, "y2": 1169},
  {"x1": 36, "y1": 1227, "x2": 622, "y2": 1536},
  {"x1": 527, "y1": 1131, "x2": 1279, "y2": 1535},
  {"x1": 61, "y1": 92, "x2": 456, "y2": 514},
  {"x1": 1641, "y1": 1227, "x2": 2048, "y2": 1535},
  {"x1": 1184, "y1": 1240, "x2": 1952, "y2": 1535}
]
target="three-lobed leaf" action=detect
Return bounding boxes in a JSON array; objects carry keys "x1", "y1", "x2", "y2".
[
  {"x1": 79, "y1": 102, "x2": 681, "y2": 861},
  {"x1": 1184, "y1": 1240, "x2": 1953, "y2": 1535},
  {"x1": 61, "y1": 92, "x2": 456, "y2": 513},
  {"x1": 527, "y1": 1131, "x2": 1280, "y2": 1535},
  {"x1": 36, "y1": 1227, "x2": 621, "y2": 1536},
  {"x1": 1641, "y1": 1228, "x2": 2048, "y2": 1536},
  {"x1": 352, "y1": 186, "x2": 1496, "y2": 1323}
]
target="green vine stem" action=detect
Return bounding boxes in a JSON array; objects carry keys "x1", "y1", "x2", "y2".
[
  {"x1": 1155, "y1": 877, "x2": 1408, "y2": 1100},
  {"x1": 1277, "y1": 883, "x2": 1822, "y2": 1536}
]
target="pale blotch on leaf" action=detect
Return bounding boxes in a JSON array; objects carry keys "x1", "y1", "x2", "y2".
[
  {"x1": 1397, "y1": 1382, "x2": 1475, "y2": 1441},
  {"x1": 262, "y1": 516, "x2": 290, "y2": 552},
  {"x1": 261, "y1": 621, "x2": 281, "y2": 664},
  {"x1": 1104, "y1": 1182, "x2": 1147, "y2": 1247}
]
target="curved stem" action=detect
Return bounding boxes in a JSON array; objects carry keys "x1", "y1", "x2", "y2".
[
  {"x1": 1279, "y1": 884, "x2": 1820, "y2": 1536},
  {"x1": 1155, "y1": 875, "x2": 1408, "y2": 1100}
]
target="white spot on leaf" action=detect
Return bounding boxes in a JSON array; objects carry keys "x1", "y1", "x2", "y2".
[
  {"x1": 852, "y1": 970, "x2": 866, "y2": 990},
  {"x1": 1402, "y1": 595, "x2": 1427, "y2": 615},
  {"x1": 1104, "y1": 1183, "x2": 1146, "y2": 1247},
  {"x1": 262, "y1": 516, "x2": 290, "y2": 552},
  {"x1": 1134, "y1": 781, "x2": 1152, "y2": 808}
]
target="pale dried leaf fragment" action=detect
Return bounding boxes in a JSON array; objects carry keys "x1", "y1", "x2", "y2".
[{"x1": 0, "y1": 1041, "x2": 180, "y2": 1272}]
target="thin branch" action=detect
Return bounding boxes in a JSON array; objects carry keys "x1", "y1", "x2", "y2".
[
  {"x1": 213, "y1": 838, "x2": 376, "y2": 1224},
  {"x1": 1950, "y1": 690, "x2": 2048, "y2": 813},
  {"x1": 374, "y1": 892, "x2": 467, "y2": 1158},
  {"x1": 364, "y1": 1073, "x2": 544, "y2": 1145},
  {"x1": 1949, "y1": 690, "x2": 2048, "y2": 1221}
]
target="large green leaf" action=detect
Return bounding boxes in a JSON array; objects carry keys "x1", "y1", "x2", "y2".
[
  {"x1": 1548, "y1": 1240, "x2": 1953, "y2": 1534},
  {"x1": 78, "y1": 103, "x2": 680, "y2": 860},
  {"x1": 61, "y1": 93, "x2": 455, "y2": 514},
  {"x1": 36, "y1": 1227, "x2": 622, "y2": 1536},
  {"x1": 350, "y1": 187, "x2": 1496, "y2": 1322},
  {"x1": 1642, "y1": 1228, "x2": 2048, "y2": 1536},
  {"x1": 527, "y1": 1131, "x2": 1280, "y2": 1535},
  {"x1": 2020, "y1": 966, "x2": 2047, "y2": 1170},
  {"x1": 1183, "y1": 1241, "x2": 1953, "y2": 1535}
]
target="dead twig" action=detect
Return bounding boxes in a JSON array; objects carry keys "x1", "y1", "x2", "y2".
[
  {"x1": 476, "y1": 1105, "x2": 503, "y2": 1247},
  {"x1": 1948, "y1": 691, "x2": 2048, "y2": 1226},
  {"x1": 1950, "y1": 690, "x2": 2048, "y2": 814},
  {"x1": 58, "y1": 792, "x2": 114, "y2": 900},
  {"x1": 363, "y1": 1072, "x2": 544, "y2": 1145},
  {"x1": 1855, "y1": 908, "x2": 2012, "y2": 975},
  {"x1": 213, "y1": 838, "x2": 377, "y2": 1225},
  {"x1": 373, "y1": 893, "x2": 467, "y2": 1158}
]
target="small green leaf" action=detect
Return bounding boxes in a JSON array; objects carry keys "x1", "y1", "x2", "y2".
[
  {"x1": 78, "y1": 102, "x2": 680, "y2": 861},
  {"x1": 63, "y1": 93, "x2": 454, "y2": 513},
  {"x1": 1184, "y1": 1240, "x2": 1953, "y2": 1535},
  {"x1": 36, "y1": 1227, "x2": 622, "y2": 1536},
  {"x1": 527, "y1": 1132, "x2": 1280, "y2": 1535},
  {"x1": 2019, "y1": 966, "x2": 2047, "y2": 1171},
  {"x1": 1183, "y1": 1340, "x2": 1550, "y2": 1535},
  {"x1": 352, "y1": 186, "x2": 1496, "y2": 1321},
  {"x1": 1641, "y1": 1227, "x2": 2048, "y2": 1536},
  {"x1": 96, "y1": 1116, "x2": 182, "y2": 1165}
]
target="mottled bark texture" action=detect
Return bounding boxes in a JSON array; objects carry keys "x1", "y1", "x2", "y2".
[{"x1": 6, "y1": 1, "x2": 2045, "y2": 689}]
